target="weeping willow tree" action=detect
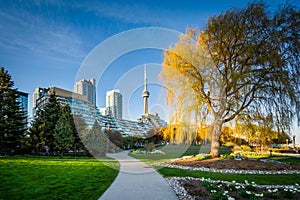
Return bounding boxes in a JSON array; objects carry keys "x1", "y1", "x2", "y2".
[{"x1": 160, "y1": 2, "x2": 300, "y2": 157}]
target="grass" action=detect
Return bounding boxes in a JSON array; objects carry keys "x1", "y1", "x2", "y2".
[
  {"x1": 130, "y1": 144, "x2": 300, "y2": 186},
  {"x1": 267, "y1": 156, "x2": 300, "y2": 164},
  {"x1": 0, "y1": 156, "x2": 119, "y2": 200},
  {"x1": 130, "y1": 144, "x2": 231, "y2": 164},
  {"x1": 157, "y1": 167, "x2": 300, "y2": 185}
]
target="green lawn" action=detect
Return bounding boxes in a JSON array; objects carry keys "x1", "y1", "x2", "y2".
[
  {"x1": 0, "y1": 156, "x2": 119, "y2": 200},
  {"x1": 130, "y1": 144, "x2": 231, "y2": 164},
  {"x1": 267, "y1": 156, "x2": 300, "y2": 164},
  {"x1": 131, "y1": 145, "x2": 300, "y2": 186},
  {"x1": 157, "y1": 167, "x2": 300, "y2": 185}
]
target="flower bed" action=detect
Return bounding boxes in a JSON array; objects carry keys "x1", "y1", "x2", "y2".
[
  {"x1": 159, "y1": 163, "x2": 300, "y2": 174},
  {"x1": 167, "y1": 177, "x2": 300, "y2": 200},
  {"x1": 131, "y1": 149, "x2": 165, "y2": 155}
]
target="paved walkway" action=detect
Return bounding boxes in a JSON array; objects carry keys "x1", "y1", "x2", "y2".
[{"x1": 99, "y1": 151, "x2": 178, "y2": 200}]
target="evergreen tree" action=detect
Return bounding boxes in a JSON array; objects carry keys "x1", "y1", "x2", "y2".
[
  {"x1": 23, "y1": 110, "x2": 47, "y2": 154},
  {"x1": 43, "y1": 92, "x2": 61, "y2": 151},
  {"x1": 84, "y1": 120, "x2": 108, "y2": 157},
  {"x1": 0, "y1": 67, "x2": 26, "y2": 155},
  {"x1": 25, "y1": 91, "x2": 61, "y2": 154},
  {"x1": 53, "y1": 104, "x2": 74, "y2": 157},
  {"x1": 72, "y1": 114, "x2": 88, "y2": 154}
]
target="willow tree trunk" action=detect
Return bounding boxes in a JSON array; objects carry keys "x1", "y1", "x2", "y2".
[{"x1": 210, "y1": 118, "x2": 223, "y2": 157}]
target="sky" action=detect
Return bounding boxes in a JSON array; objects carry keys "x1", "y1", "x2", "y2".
[{"x1": 1, "y1": 0, "x2": 300, "y2": 142}]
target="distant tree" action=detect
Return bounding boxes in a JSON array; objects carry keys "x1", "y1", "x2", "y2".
[
  {"x1": 104, "y1": 129, "x2": 123, "y2": 148},
  {"x1": 220, "y1": 126, "x2": 235, "y2": 145},
  {"x1": 53, "y1": 104, "x2": 75, "y2": 157},
  {"x1": 144, "y1": 128, "x2": 162, "y2": 144},
  {"x1": 43, "y1": 92, "x2": 61, "y2": 151},
  {"x1": 84, "y1": 120, "x2": 108, "y2": 157},
  {"x1": 157, "y1": 125, "x2": 176, "y2": 143},
  {"x1": 0, "y1": 67, "x2": 27, "y2": 155},
  {"x1": 23, "y1": 110, "x2": 47, "y2": 154},
  {"x1": 72, "y1": 114, "x2": 88, "y2": 154},
  {"x1": 160, "y1": 2, "x2": 300, "y2": 157}
]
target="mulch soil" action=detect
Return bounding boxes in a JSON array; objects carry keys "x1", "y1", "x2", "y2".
[
  {"x1": 171, "y1": 157, "x2": 300, "y2": 171},
  {"x1": 170, "y1": 158, "x2": 300, "y2": 199}
]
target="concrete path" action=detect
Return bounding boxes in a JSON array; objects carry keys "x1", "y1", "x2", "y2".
[{"x1": 99, "y1": 151, "x2": 178, "y2": 200}]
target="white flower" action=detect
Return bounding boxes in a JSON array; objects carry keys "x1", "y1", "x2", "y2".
[
  {"x1": 228, "y1": 197, "x2": 235, "y2": 200},
  {"x1": 254, "y1": 193, "x2": 264, "y2": 197},
  {"x1": 295, "y1": 183, "x2": 299, "y2": 186},
  {"x1": 272, "y1": 189, "x2": 278, "y2": 193},
  {"x1": 246, "y1": 191, "x2": 251, "y2": 195},
  {"x1": 232, "y1": 180, "x2": 236, "y2": 183},
  {"x1": 211, "y1": 190, "x2": 217, "y2": 193},
  {"x1": 235, "y1": 185, "x2": 241, "y2": 189}
]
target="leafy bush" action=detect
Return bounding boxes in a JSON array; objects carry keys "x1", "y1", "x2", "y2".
[
  {"x1": 225, "y1": 183, "x2": 237, "y2": 191},
  {"x1": 195, "y1": 154, "x2": 212, "y2": 161},
  {"x1": 240, "y1": 145, "x2": 252, "y2": 152},
  {"x1": 232, "y1": 151, "x2": 269, "y2": 159},
  {"x1": 144, "y1": 143, "x2": 155, "y2": 152},
  {"x1": 223, "y1": 142, "x2": 235, "y2": 147},
  {"x1": 220, "y1": 154, "x2": 234, "y2": 159}
]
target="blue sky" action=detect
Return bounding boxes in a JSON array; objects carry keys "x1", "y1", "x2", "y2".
[{"x1": 1, "y1": 0, "x2": 299, "y2": 138}]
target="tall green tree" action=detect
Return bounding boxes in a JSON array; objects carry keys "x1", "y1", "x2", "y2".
[
  {"x1": 160, "y1": 2, "x2": 300, "y2": 157},
  {"x1": 84, "y1": 120, "x2": 108, "y2": 157},
  {"x1": 0, "y1": 67, "x2": 27, "y2": 154},
  {"x1": 23, "y1": 109, "x2": 47, "y2": 154},
  {"x1": 43, "y1": 92, "x2": 61, "y2": 151},
  {"x1": 53, "y1": 104, "x2": 75, "y2": 157},
  {"x1": 73, "y1": 114, "x2": 88, "y2": 154},
  {"x1": 26, "y1": 91, "x2": 61, "y2": 154}
]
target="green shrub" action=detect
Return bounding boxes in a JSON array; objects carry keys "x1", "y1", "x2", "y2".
[
  {"x1": 195, "y1": 154, "x2": 212, "y2": 161},
  {"x1": 211, "y1": 191, "x2": 228, "y2": 200},
  {"x1": 220, "y1": 154, "x2": 233, "y2": 159},
  {"x1": 144, "y1": 143, "x2": 155, "y2": 152},
  {"x1": 245, "y1": 184, "x2": 257, "y2": 192},
  {"x1": 223, "y1": 142, "x2": 235, "y2": 147},
  {"x1": 280, "y1": 190, "x2": 296, "y2": 199},
  {"x1": 225, "y1": 183, "x2": 237, "y2": 191}
]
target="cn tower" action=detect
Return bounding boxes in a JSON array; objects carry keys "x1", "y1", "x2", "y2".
[{"x1": 142, "y1": 64, "x2": 150, "y2": 116}]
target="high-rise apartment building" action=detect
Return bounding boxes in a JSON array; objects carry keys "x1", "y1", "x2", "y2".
[
  {"x1": 33, "y1": 87, "x2": 98, "y2": 127},
  {"x1": 16, "y1": 91, "x2": 29, "y2": 126},
  {"x1": 17, "y1": 91, "x2": 28, "y2": 116},
  {"x1": 74, "y1": 79, "x2": 96, "y2": 108},
  {"x1": 32, "y1": 87, "x2": 48, "y2": 117},
  {"x1": 106, "y1": 89, "x2": 122, "y2": 119}
]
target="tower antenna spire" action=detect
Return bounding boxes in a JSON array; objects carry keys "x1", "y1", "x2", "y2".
[
  {"x1": 142, "y1": 64, "x2": 150, "y2": 115},
  {"x1": 144, "y1": 64, "x2": 147, "y2": 90}
]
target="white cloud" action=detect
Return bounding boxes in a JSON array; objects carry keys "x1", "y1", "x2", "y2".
[{"x1": 0, "y1": 8, "x2": 86, "y2": 64}]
